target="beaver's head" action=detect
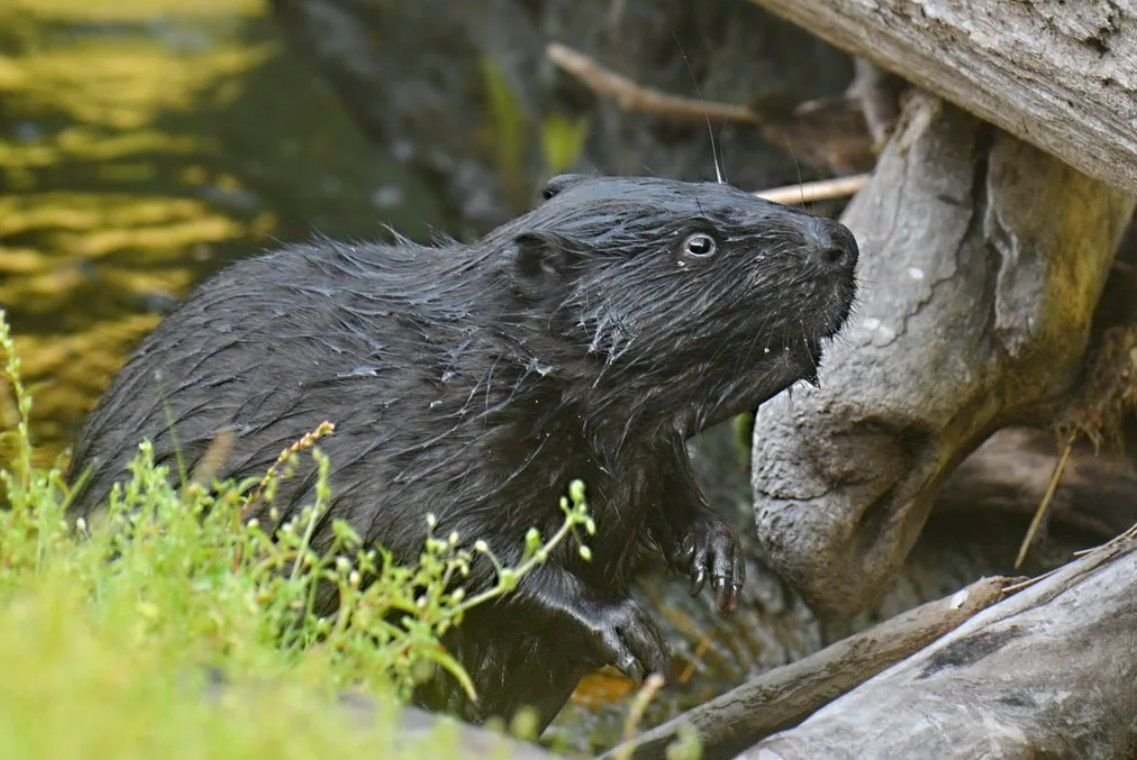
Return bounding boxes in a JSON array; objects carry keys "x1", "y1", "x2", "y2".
[{"x1": 490, "y1": 174, "x2": 858, "y2": 438}]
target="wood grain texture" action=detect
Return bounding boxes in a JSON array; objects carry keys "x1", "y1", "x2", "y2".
[
  {"x1": 747, "y1": 0, "x2": 1137, "y2": 194},
  {"x1": 745, "y1": 539, "x2": 1137, "y2": 758},
  {"x1": 603, "y1": 577, "x2": 1008, "y2": 760}
]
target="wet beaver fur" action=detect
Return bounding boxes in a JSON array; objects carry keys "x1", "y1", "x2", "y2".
[{"x1": 68, "y1": 174, "x2": 858, "y2": 729}]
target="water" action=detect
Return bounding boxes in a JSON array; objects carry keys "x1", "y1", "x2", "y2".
[{"x1": 0, "y1": 0, "x2": 443, "y2": 464}]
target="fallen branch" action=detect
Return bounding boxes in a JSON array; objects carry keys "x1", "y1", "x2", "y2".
[
  {"x1": 546, "y1": 42, "x2": 758, "y2": 125},
  {"x1": 747, "y1": 538, "x2": 1137, "y2": 758},
  {"x1": 603, "y1": 576, "x2": 1009, "y2": 760},
  {"x1": 547, "y1": 41, "x2": 879, "y2": 174},
  {"x1": 754, "y1": 174, "x2": 869, "y2": 205}
]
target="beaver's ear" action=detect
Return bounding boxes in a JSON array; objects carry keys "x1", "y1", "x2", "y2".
[
  {"x1": 511, "y1": 232, "x2": 576, "y2": 298},
  {"x1": 537, "y1": 174, "x2": 589, "y2": 203}
]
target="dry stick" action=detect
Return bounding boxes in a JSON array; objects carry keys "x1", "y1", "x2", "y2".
[
  {"x1": 755, "y1": 174, "x2": 870, "y2": 205},
  {"x1": 613, "y1": 673, "x2": 668, "y2": 760},
  {"x1": 601, "y1": 576, "x2": 1009, "y2": 760},
  {"x1": 1014, "y1": 433, "x2": 1075, "y2": 569},
  {"x1": 545, "y1": 41, "x2": 871, "y2": 206},
  {"x1": 742, "y1": 539, "x2": 1137, "y2": 758},
  {"x1": 546, "y1": 42, "x2": 759, "y2": 125},
  {"x1": 186, "y1": 428, "x2": 235, "y2": 489},
  {"x1": 1074, "y1": 518, "x2": 1137, "y2": 557},
  {"x1": 676, "y1": 635, "x2": 712, "y2": 685}
]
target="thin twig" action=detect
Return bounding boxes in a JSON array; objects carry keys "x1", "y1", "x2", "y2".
[
  {"x1": 613, "y1": 673, "x2": 667, "y2": 760},
  {"x1": 547, "y1": 42, "x2": 758, "y2": 125},
  {"x1": 1014, "y1": 433, "x2": 1075, "y2": 569},
  {"x1": 1074, "y1": 519, "x2": 1137, "y2": 556},
  {"x1": 676, "y1": 635, "x2": 711, "y2": 685},
  {"x1": 755, "y1": 173, "x2": 871, "y2": 205},
  {"x1": 186, "y1": 428, "x2": 235, "y2": 488},
  {"x1": 1002, "y1": 567, "x2": 1062, "y2": 594}
]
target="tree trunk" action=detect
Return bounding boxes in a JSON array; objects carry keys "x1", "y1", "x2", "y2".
[
  {"x1": 746, "y1": 0, "x2": 1137, "y2": 195},
  {"x1": 750, "y1": 92, "x2": 1134, "y2": 620}
]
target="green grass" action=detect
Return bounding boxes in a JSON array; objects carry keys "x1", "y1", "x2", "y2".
[{"x1": 0, "y1": 308, "x2": 594, "y2": 758}]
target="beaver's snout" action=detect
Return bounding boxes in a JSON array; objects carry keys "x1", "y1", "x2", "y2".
[{"x1": 806, "y1": 216, "x2": 859, "y2": 275}]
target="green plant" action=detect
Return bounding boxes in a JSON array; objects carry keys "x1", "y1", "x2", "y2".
[
  {"x1": 0, "y1": 308, "x2": 594, "y2": 756},
  {"x1": 540, "y1": 113, "x2": 589, "y2": 176}
]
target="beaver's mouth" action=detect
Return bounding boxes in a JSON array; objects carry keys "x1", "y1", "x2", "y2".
[
  {"x1": 695, "y1": 335, "x2": 826, "y2": 433},
  {"x1": 730, "y1": 270, "x2": 856, "y2": 417},
  {"x1": 690, "y1": 267, "x2": 856, "y2": 434},
  {"x1": 750, "y1": 335, "x2": 825, "y2": 399}
]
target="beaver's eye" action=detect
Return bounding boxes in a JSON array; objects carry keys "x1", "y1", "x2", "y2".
[{"x1": 682, "y1": 232, "x2": 717, "y2": 258}]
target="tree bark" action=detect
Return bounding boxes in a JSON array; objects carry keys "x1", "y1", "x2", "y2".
[
  {"x1": 745, "y1": 538, "x2": 1137, "y2": 758},
  {"x1": 603, "y1": 577, "x2": 1008, "y2": 760},
  {"x1": 750, "y1": 92, "x2": 1134, "y2": 620},
  {"x1": 746, "y1": 0, "x2": 1137, "y2": 195}
]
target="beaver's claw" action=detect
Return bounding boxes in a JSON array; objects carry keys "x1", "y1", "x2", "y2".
[
  {"x1": 586, "y1": 597, "x2": 670, "y2": 682},
  {"x1": 668, "y1": 511, "x2": 745, "y2": 613}
]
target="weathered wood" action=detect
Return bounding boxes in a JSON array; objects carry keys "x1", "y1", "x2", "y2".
[
  {"x1": 389, "y1": 704, "x2": 556, "y2": 759},
  {"x1": 751, "y1": 92, "x2": 1134, "y2": 619},
  {"x1": 200, "y1": 684, "x2": 556, "y2": 758},
  {"x1": 603, "y1": 577, "x2": 1008, "y2": 760},
  {"x1": 936, "y1": 427, "x2": 1137, "y2": 539},
  {"x1": 746, "y1": 0, "x2": 1137, "y2": 194},
  {"x1": 745, "y1": 539, "x2": 1137, "y2": 758}
]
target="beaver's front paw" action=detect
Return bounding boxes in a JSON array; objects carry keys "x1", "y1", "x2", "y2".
[
  {"x1": 667, "y1": 511, "x2": 745, "y2": 613},
  {"x1": 585, "y1": 598, "x2": 670, "y2": 682}
]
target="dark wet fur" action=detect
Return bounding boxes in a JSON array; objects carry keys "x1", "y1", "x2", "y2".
[{"x1": 68, "y1": 175, "x2": 857, "y2": 729}]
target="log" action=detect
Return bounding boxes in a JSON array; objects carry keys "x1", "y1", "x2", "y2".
[
  {"x1": 630, "y1": 420, "x2": 1137, "y2": 730},
  {"x1": 603, "y1": 577, "x2": 1008, "y2": 760},
  {"x1": 388, "y1": 704, "x2": 555, "y2": 759},
  {"x1": 746, "y1": 0, "x2": 1137, "y2": 195},
  {"x1": 936, "y1": 427, "x2": 1137, "y2": 539},
  {"x1": 745, "y1": 538, "x2": 1137, "y2": 758},
  {"x1": 200, "y1": 682, "x2": 555, "y2": 758},
  {"x1": 750, "y1": 92, "x2": 1134, "y2": 619}
]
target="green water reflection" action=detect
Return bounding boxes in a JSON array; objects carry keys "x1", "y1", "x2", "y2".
[{"x1": 0, "y1": 0, "x2": 444, "y2": 465}]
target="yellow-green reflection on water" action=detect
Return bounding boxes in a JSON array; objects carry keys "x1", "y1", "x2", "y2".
[{"x1": 0, "y1": 0, "x2": 443, "y2": 467}]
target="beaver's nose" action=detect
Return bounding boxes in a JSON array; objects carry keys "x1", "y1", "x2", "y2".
[{"x1": 806, "y1": 217, "x2": 859, "y2": 273}]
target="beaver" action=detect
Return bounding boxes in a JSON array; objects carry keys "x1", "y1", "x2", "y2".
[{"x1": 67, "y1": 174, "x2": 858, "y2": 729}]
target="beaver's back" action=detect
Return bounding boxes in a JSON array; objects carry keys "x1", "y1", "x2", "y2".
[{"x1": 67, "y1": 239, "x2": 483, "y2": 530}]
